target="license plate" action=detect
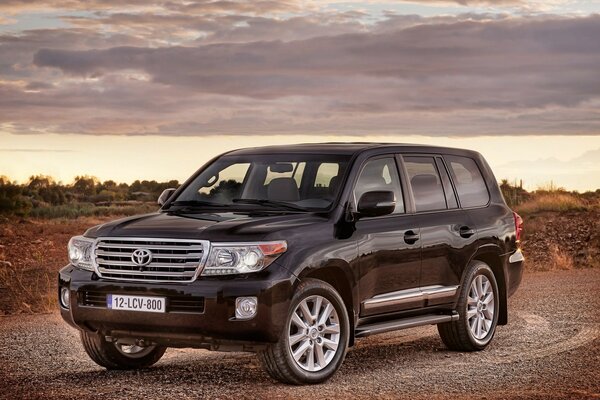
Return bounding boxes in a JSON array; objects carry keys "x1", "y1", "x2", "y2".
[{"x1": 107, "y1": 294, "x2": 166, "y2": 313}]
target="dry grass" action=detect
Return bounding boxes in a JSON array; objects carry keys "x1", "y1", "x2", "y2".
[
  {"x1": 515, "y1": 193, "x2": 587, "y2": 215},
  {"x1": 0, "y1": 263, "x2": 55, "y2": 313},
  {"x1": 0, "y1": 216, "x2": 113, "y2": 315},
  {"x1": 547, "y1": 244, "x2": 575, "y2": 271}
]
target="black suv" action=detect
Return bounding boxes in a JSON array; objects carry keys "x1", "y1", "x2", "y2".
[{"x1": 59, "y1": 143, "x2": 524, "y2": 384}]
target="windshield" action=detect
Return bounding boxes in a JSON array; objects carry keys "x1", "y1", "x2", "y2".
[{"x1": 170, "y1": 153, "x2": 351, "y2": 211}]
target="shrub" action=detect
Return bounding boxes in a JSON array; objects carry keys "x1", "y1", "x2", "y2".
[{"x1": 515, "y1": 193, "x2": 587, "y2": 214}]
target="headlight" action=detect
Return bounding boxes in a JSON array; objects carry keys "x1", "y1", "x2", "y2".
[
  {"x1": 68, "y1": 235, "x2": 95, "y2": 271},
  {"x1": 201, "y1": 241, "x2": 287, "y2": 276}
]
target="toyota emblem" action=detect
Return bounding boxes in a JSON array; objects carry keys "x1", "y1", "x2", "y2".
[{"x1": 131, "y1": 248, "x2": 153, "y2": 267}]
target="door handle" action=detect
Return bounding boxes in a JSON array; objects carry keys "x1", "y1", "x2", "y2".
[
  {"x1": 404, "y1": 230, "x2": 420, "y2": 244},
  {"x1": 459, "y1": 226, "x2": 476, "y2": 238}
]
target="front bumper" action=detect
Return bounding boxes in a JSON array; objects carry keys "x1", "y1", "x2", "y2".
[{"x1": 58, "y1": 264, "x2": 294, "y2": 351}]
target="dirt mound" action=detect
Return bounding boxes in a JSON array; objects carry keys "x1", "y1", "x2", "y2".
[{"x1": 520, "y1": 210, "x2": 600, "y2": 270}]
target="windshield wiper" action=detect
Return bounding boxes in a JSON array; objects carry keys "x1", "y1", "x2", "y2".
[{"x1": 232, "y1": 198, "x2": 307, "y2": 211}]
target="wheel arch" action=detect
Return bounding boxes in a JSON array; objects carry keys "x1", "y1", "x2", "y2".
[
  {"x1": 297, "y1": 260, "x2": 357, "y2": 346},
  {"x1": 467, "y1": 245, "x2": 508, "y2": 325}
]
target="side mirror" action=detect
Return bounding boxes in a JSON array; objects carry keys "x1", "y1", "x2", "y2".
[
  {"x1": 357, "y1": 191, "x2": 395, "y2": 218},
  {"x1": 158, "y1": 188, "x2": 177, "y2": 206}
]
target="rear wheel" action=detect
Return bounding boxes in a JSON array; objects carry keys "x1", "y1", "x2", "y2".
[
  {"x1": 437, "y1": 261, "x2": 499, "y2": 351},
  {"x1": 80, "y1": 331, "x2": 166, "y2": 370},
  {"x1": 259, "y1": 278, "x2": 350, "y2": 384}
]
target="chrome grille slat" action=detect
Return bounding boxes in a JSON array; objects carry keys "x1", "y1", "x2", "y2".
[
  {"x1": 94, "y1": 238, "x2": 209, "y2": 283},
  {"x1": 95, "y1": 250, "x2": 203, "y2": 259},
  {"x1": 96, "y1": 260, "x2": 200, "y2": 267},
  {"x1": 97, "y1": 243, "x2": 203, "y2": 251},
  {"x1": 97, "y1": 268, "x2": 196, "y2": 277}
]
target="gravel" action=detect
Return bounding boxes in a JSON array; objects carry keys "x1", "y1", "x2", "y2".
[{"x1": 1, "y1": 269, "x2": 599, "y2": 400}]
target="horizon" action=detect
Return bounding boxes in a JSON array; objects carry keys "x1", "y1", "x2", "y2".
[{"x1": 2, "y1": 134, "x2": 600, "y2": 191}]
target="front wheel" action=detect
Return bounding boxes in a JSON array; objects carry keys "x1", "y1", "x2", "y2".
[
  {"x1": 80, "y1": 331, "x2": 166, "y2": 370},
  {"x1": 259, "y1": 278, "x2": 350, "y2": 384},
  {"x1": 437, "y1": 261, "x2": 500, "y2": 351}
]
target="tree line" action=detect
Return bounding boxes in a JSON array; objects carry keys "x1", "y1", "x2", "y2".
[{"x1": 0, "y1": 175, "x2": 179, "y2": 216}]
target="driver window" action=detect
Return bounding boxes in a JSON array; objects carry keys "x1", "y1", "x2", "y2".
[
  {"x1": 353, "y1": 157, "x2": 404, "y2": 214},
  {"x1": 198, "y1": 163, "x2": 250, "y2": 202}
]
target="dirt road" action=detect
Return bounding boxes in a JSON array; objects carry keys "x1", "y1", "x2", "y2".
[{"x1": 1, "y1": 269, "x2": 599, "y2": 400}]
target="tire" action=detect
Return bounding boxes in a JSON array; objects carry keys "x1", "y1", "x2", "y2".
[
  {"x1": 80, "y1": 331, "x2": 167, "y2": 370},
  {"x1": 437, "y1": 260, "x2": 500, "y2": 352},
  {"x1": 259, "y1": 278, "x2": 350, "y2": 385}
]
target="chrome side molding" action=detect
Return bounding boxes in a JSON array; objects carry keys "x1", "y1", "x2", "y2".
[{"x1": 363, "y1": 285, "x2": 459, "y2": 311}]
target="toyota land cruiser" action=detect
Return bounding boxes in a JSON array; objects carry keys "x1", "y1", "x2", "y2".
[{"x1": 59, "y1": 143, "x2": 524, "y2": 384}]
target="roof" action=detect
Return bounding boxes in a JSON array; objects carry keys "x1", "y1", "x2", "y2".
[{"x1": 226, "y1": 142, "x2": 475, "y2": 157}]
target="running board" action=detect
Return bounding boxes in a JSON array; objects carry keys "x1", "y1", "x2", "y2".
[{"x1": 355, "y1": 313, "x2": 459, "y2": 338}]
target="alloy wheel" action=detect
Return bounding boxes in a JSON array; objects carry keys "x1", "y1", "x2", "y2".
[
  {"x1": 288, "y1": 295, "x2": 341, "y2": 372},
  {"x1": 467, "y1": 275, "x2": 495, "y2": 340}
]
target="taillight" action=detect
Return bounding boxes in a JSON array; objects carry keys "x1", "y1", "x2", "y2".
[{"x1": 513, "y1": 211, "x2": 523, "y2": 243}]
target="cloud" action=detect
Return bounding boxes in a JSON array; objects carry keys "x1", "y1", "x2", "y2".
[
  {"x1": 0, "y1": 1, "x2": 598, "y2": 138},
  {"x1": 0, "y1": 0, "x2": 303, "y2": 15},
  {"x1": 32, "y1": 16, "x2": 600, "y2": 106}
]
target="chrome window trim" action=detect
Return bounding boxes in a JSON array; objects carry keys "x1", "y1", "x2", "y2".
[{"x1": 91, "y1": 237, "x2": 211, "y2": 284}]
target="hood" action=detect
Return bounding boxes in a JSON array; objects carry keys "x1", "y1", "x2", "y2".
[{"x1": 84, "y1": 211, "x2": 327, "y2": 242}]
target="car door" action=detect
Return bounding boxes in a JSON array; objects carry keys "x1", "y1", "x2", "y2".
[
  {"x1": 401, "y1": 154, "x2": 479, "y2": 307},
  {"x1": 353, "y1": 156, "x2": 423, "y2": 316}
]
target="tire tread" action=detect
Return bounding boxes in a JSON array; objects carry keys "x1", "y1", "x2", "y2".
[
  {"x1": 258, "y1": 278, "x2": 349, "y2": 385},
  {"x1": 80, "y1": 331, "x2": 166, "y2": 370},
  {"x1": 437, "y1": 261, "x2": 499, "y2": 352}
]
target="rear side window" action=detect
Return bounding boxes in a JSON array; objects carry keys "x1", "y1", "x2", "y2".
[
  {"x1": 403, "y1": 156, "x2": 446, "y2": 212},
  {"x1": 444, "y1": 155, "x2": 489, "y2": 208}
]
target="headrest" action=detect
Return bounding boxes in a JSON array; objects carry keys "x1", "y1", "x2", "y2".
[
  {"x1": 267, "y1": 178, "x2": 300, "y2": 202},
  {"x1": 328, "y1": 176, "x2": 340, "y2": 193},
  {"x1": 411, "y1": 174, "x2": 439, "y2": 189}
]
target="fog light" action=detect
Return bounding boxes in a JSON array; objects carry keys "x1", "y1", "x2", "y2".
[
  {"x1": 60, "y1": 287, "x2": 70, "y2": 309},
  {"x1": 235, "y1": 297, "x2": 257, "y2": 320}
]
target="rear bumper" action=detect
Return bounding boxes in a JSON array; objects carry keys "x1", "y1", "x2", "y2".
[{"x1": 58, "y1": 264, "x2": 294, "y2": 351}]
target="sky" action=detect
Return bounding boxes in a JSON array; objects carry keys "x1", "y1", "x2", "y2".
[{"x1": 0, "y1": 0, "x2": 599, "y2": 191}]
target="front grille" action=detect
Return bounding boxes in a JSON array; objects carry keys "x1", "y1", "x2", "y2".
[
  {"x1": 79, "y1": 290, "x2": 205, "y2": 313},
  {"x1": 94, "y1": 238, "x2": 207, "y2": 282}
]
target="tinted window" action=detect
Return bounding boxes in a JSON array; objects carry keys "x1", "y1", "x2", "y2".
[
  {"x1": 197, "y1": 163, "x2": 250, "y2": 201},
  {"x1": 404, "y1": 156, "x2": 446, "y2": 212},
  {"x1": 175, "y1": 154, "x2": 350, "y2": 210},
  {"x1": 445, "y1": 155, "x2": 489, "y2": 208},
  {"x1": 354, "y1": 157, "x2": 404, "y2": 214}
]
